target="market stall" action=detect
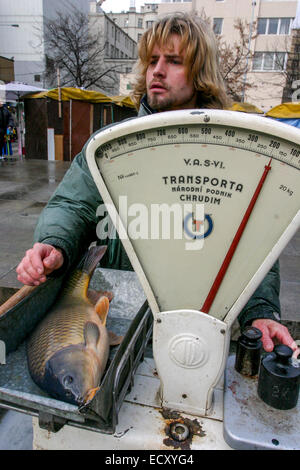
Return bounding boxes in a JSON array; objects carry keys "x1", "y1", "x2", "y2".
[{"x1": 23, "y1": 87, "x2": 137, "y2": 161}]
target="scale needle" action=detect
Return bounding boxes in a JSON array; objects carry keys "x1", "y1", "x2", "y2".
[{"x1": 201, "y1": 158, "x2": 273, "y2": 314}]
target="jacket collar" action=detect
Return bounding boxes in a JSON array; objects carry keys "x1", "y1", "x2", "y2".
[{"x1": 138, "y1": 95, "x2": 158, "y2": 117}]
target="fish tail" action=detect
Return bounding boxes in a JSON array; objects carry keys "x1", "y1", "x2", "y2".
[
  {"x1": 63, "y1": 246, "x2": 107, "y2": 300},
  {"x1": 81, "y1": 246, "x2": 107, "y2": 300},
  {"x1": 82, "y1": 246, "x2": 107, "y2": 276}
]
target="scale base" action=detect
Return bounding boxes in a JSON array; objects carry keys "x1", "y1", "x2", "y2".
[
  {"x1": 224, "y1": 355, "x2": 300, "y2": 450},
  {"x1": 32, "y1": 358, "x2": 231, "y2": 450},
  {"x1": 31, "y1": 354, "x2": 300, "y2": 449}
]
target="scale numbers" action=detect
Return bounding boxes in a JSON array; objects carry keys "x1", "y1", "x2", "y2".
[{"x1": 95, "y1": 124, "x2": 300, "y2": 170}]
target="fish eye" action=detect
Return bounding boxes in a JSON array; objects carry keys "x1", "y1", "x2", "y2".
[{"x1": 63, "y1": 375, "x2": 74, "y2": 386}]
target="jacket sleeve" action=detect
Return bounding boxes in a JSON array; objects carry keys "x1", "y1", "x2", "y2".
[
  {"x1": 237, "y1": 260, "x2": 281, "y2": 329},
  {"x1": 7, "y1": 110, "x2": 15, "y2": 128},
  {"x1": 33, "y1": 145, "x2": 103, "y2": 270}
]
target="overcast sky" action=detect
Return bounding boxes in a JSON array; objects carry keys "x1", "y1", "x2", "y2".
[{"x1": 101, "y1": 0, "x2": 160, "y2": 13}]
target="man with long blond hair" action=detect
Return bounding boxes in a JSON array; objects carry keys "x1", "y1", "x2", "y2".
[
  {"x1": 16, "y1": 12, "x2": 299, "y2": 356},
  {"x1": 132, "y1": 13, "x2": 230, "y2": 112}
]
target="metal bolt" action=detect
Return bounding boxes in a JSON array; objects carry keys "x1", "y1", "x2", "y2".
[
  {"x1": 169, "y1": 421, "x2": 190, "y2": 442},
  {"x1": 203, "y1": 115, "x2": 210, "y2": 122}
]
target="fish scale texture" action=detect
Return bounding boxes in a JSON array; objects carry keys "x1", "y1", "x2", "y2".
[{"x1": 26, "y1": 272, "x2": 92, "y2": 386}]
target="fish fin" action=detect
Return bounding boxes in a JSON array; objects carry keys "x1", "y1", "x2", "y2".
[
  {"x1": 87, "y1": 289, "x2": 114, "y2": 305},
  {"x1": 94, "y1": 295, "x2": 110, "y2": 326},
  {"x1": 82, "y1": 246, "x2": 107, "y2": 277},
  {"x1": 83, "y1": 387, "x2": 100, "y2": 404},
  {"x1": 83, "y1": 321, "x2": 100, "y2": 352},
  {"x1": 108, "y1": 331, "x2": 123, "y2": 346}
]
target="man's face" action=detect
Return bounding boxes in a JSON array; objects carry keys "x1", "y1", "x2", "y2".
[{"x1": 146, "y1": 34, "x2": 197, "y2": 112}]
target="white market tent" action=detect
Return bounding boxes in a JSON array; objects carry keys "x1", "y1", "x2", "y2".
[{"x1": 0, "y1": 82, "x2": 46, "y2": 103}]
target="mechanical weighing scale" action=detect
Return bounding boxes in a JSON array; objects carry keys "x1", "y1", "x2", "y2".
[{"x1": 28, "y1": 110, "x2": 300, "y2": 448}]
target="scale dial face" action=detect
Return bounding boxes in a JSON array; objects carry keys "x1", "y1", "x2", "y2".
[{"x1": 86, "y1": 110, "x2": 300, "y2": 321}]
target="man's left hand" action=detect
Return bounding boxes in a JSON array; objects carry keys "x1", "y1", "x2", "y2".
[{"x1": 252, "y1": 319, "x2": 299, "y2": 358}]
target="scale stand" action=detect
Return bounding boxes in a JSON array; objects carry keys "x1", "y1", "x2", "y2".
[{"x1": 86, "y1": 109, "x2": 300, "y2": 420}]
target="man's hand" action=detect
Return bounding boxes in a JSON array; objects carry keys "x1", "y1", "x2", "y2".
[
  {"x1": 16, "y1": 243, "x2": 64, "y2": 286},
  {"x1": 252, "y1": 319, "x2": 300, "y2": 358}
]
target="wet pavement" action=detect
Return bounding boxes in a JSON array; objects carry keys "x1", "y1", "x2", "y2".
[
  {"x1": 0, "y1": 156, "x2": 299, "y2": 450},
  {"x1": 0, "y1": 158, "x2": 70, "y2": 289},
  {"x1": 0, "y1": 157, "x2": 70, "y2": 450}
]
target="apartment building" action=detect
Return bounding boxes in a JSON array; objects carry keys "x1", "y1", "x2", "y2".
[
  {"x1": 106, "y1": 3, "x2": 159, "y2": 43},
  {"x1": 103, "y1": 2, "x2": 159, "y2": 94},
  {"x1": 0, "y1": 0, "x2": 90, "y2": 87},
  {"x1": 157, "y1": 0, "x2": 298, "y2": 110},
  {"x1": 89, "y1": 2, "x2": 138, "y2": 95}
]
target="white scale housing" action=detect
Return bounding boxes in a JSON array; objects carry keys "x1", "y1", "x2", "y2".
[{"x1": 85, "y1": 109, "x2": 300, "y2": 420}]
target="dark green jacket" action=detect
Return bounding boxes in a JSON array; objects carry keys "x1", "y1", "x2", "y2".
[{"x1": 34, "y1": 97, "x2": 281, "y2": 328}]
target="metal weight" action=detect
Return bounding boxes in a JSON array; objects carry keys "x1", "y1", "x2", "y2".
[
  {"x1": 257, "y1": 345, "x2": 300, "y2": 410},
  {"x1": 235, "y1": 326, "x2": 262, "y2": 377}
]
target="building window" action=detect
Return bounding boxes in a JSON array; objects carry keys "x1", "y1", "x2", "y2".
[
  {"x1": 138, "y1": 33, "x2": 143, "y2": 42},
  {"x1": 268, "y1": 18, "x2": 279, "y2": 34},
  {"x1": 279, "y1": 18, "x2": 292, "y2": 34},
  {"x1": 146, "y1": 21, "x2": 154, "y2": 28},
  {"x1": 34, "y1": 74, "x2": 41, "y2": 82},
  {"x1": 257, "y1": 18, "x2": 267, "y2": 34},
  {"x1": 252, "y1": 52, "x2": 287, "y2": 71},
  {"x1": 138, "y1": 18, "x2": 143, "y2": 28},
  {"x1": 257, "y1": 18, "x2": 293, "y2": 35},
  {"x1": 213, "y1": 18, "x2": 223, "y2": 35}
]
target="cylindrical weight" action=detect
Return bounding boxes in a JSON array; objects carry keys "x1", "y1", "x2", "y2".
[
  {"x1": 235, "y1": 326, "x2": 262, "y2": 376},
  {"x1": 257, "y1": 345, "x2": 300, "y2": 410}
]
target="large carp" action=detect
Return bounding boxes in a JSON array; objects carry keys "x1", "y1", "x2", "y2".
[{"x1": 27, "y1": 245, "x2": 121, "y2": 406}]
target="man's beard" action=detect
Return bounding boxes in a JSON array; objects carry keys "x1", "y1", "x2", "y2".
[
  {"x1": 147, "y1": 89, "x2": 198, "y2": 112},
  {"x1": 147, "y1": 94, "x2": 174, "y2": 111}
]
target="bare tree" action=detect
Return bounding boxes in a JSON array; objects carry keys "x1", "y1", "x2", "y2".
[
  {"x1": 217, "y1": 19, "x2": 258, "y2": 102},
  {"x1": 257, "y1": 28, "x2": 300, "y2": 103},
  {"x1": 282, "y1": 29, "x2": 300, "y2": 102},
  {"x1": 43, "y1": 7, "x2": 122, "y2": 92},
  {"x1": 197, "y1": 9, "x2": 257, "y2": 102}
]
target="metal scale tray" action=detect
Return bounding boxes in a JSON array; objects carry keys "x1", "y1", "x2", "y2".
[
  {"x1": 224, "y1": 354, "x2": 300, "y2": 450},
  {"x1": 0, "y1": 268, "x2": 153, "y2": 434}
]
